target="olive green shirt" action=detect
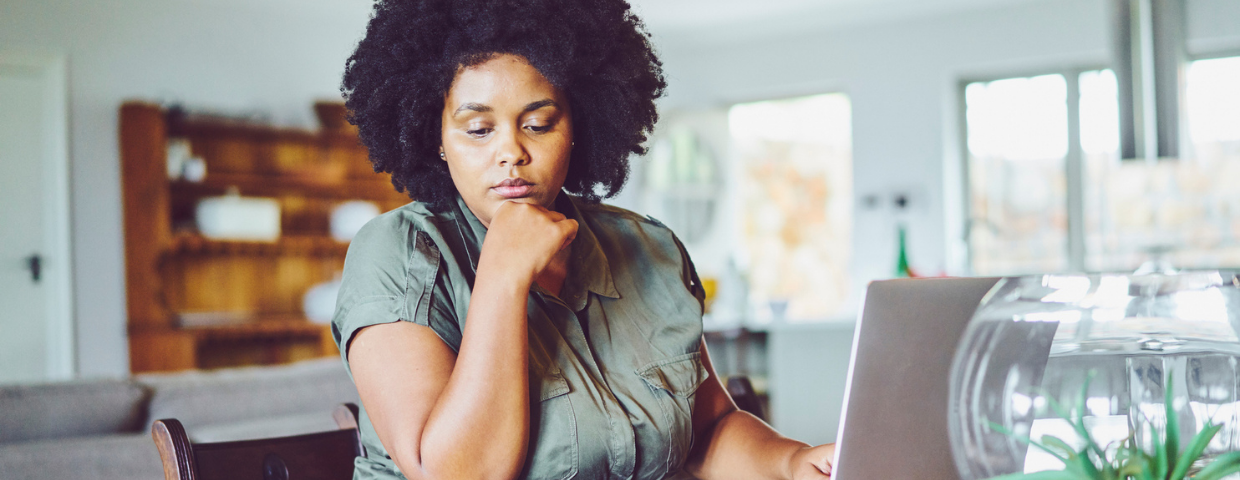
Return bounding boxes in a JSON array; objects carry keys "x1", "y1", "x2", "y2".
[{"x1": 331, "y1": 192, "x2": 708, "y2": 480}]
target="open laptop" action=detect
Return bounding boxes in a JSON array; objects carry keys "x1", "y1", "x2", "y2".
[{"x1": 831, "y1": 277, "x2": 999, "y2": 480}]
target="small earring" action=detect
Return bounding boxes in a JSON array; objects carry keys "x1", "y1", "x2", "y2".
[
  {"x1": 439, "y1": 151, "x2": 445, "y2": 159},
  {"x1": 571, "y1": 141, "x2": 576, "y2": 146}
]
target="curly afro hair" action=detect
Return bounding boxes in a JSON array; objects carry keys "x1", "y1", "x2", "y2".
[{"x1": 342, "y1": 0, "x2": 666, "y2": 208}]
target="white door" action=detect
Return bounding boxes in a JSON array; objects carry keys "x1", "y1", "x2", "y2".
[{"x1": 0, "y1": 51, "x2": 73, "y2": 384}]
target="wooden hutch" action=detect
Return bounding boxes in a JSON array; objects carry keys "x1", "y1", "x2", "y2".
[{"x1": 119, "y1": 102, "x2": 408, "y2": 373}]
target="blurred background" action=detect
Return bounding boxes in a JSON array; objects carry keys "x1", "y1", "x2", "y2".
[{"x1": 2, "y1": 0, "x2": 1239, "y2": 450}]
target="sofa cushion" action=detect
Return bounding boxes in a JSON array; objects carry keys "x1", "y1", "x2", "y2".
[
  {"x1": 138, "y1": 357, "x2": 359, "y2": 429},
  {"x1": 0, "y1": 379, "x2": 149, "y2": 443},
  {"x1": 0, "y1": 433, "x2": 163, "y2": 480}
]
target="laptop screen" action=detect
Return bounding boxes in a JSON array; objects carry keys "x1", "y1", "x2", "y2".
[{"x1": 832, "y1": 277, "x2": 999, "y2": 480}]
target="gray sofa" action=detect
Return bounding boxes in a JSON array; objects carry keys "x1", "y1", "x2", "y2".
[{"x1": 0, "y1": 358, "x2": 360, "y2": 480}]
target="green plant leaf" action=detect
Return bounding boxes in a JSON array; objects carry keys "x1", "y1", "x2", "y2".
[
  {"x1": 1113, "y1": 435, "x2": 1140, "y2": 469},
  {"x1": 986, "y1": 470, "x2": 1091, "y2": 480},
  {"x1": 1100, "y1": 451, "x2": 1117, "y2": 479},
  {"x1": 1072, "y1": 371, "x2": 1107, "y2": 461},
  {"x1": 1117, "y1": 453, "x2": 1149, "y2": 476},
  {"x1": 1193, "y1": 451, "x2": 1240, "y2": 480},
  {"x1": 1134, "y1": 452, "x2": 1156, "y2": 480},
  {"x1": 1065, "y1": 448, "x2": 1099, "y2": 478},
  {"x1": 1134, "y1": 446, "x2": 1156, "y2": 480},
  {"x1": 1111, "y1": 437, "x2": 1154, "y2": 480},
  {"x1": 1155, "y1": 438, "x2": 1169, "y2": 480},
  {"x1": 1136, "y1": 469, "x2": 1154, "y2": 480},
  {"x1": 1040, "y1": 387, "x2": 1075, "y2": 424},
  {"x1": 987, "y1": 421, "x2": 1070, "y2": 464},
  {"x1": 1042, "y1": 435, "x2": 1077, "y2": 459},
  {"x1": 1168, "y1": 422, "x2": 1222, "y2": 480},
  {"x1": 985, "y1": 370, "x2": 1227, "y2": 480},
  {"x1": 1164, "y1": 370, "x2": 1179, "y2": 478}
]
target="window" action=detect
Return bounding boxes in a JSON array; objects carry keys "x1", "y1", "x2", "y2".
[
  {"x1": 964, "y1": 74, "x2": 1071, "y2": 275},
  {"x1": 964, "y1": 55, "x2": 1240, "y2": 275},
  {"x1": 1087, "y1": 56, "x2": 1240, "y2": 271},
  {"x1": 728, "y1": 93, "x2": 852, "y2": 320}
]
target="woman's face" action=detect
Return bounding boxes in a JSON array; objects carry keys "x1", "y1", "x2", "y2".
[{"x1": 440, "y1": 54, "x2": 573, "y2": 228}]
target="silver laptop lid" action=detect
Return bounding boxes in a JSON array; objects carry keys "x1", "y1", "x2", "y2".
[{"x1": 832, "y1": 277, "x2": 999, "y2": 480}]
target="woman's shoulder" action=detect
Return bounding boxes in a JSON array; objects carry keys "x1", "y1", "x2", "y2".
[
  {"x1": 575, "y1": 201, "x2": 693, "y2": 265},
  {"x1": 348, "y1": 201, "x2": 453, "y2": 253},
  {"x1": 576, "y1": 201, "x2": 707, "y2": 314},
  {"x1": 576, "y1": 201, "x2": 675, "y2": 237},
  {"x1": 340, "y1": 200, "x2": 468, "y2": 288}
]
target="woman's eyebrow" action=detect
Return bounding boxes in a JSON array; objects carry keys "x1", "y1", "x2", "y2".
[
  {"x1": 452, "y1": 99, "x2": 555, "y2": 116},
  {"x1": 453, "y1": 102, "x2": 491, "y2": 116},
  {"x1": 523, "y1": 99, "x2": 557, "y2": 112}
]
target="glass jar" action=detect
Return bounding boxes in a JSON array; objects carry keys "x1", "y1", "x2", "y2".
[{"x1": 948, "y1": 272, "x2": 1240, "y2": 478}]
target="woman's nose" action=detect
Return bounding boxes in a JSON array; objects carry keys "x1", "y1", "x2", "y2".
[{"x1": 495, "y1": 126, "x2": 530, "y2": 166}]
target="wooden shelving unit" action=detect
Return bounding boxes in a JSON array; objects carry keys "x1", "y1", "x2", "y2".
[
  {"x1": 119, "y1": 102, "x2": 408, "y2": 373},
  {"x1": 167, "y1": 233, "x2": 351, "y2": 257},
  {"x1": 169, "y1": 175, "x2": 399, "y2": 201}
]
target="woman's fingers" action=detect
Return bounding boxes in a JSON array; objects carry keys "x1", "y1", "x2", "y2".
[
  {"x1": 491, "y1": 198, "x2": 517, "y2": 219},
  {"x1": 558, "y1": 219, "x2": 579, "y2": 251},
  {"x1": 813, "y1": 443, "x2": 835, "y2": 474},
  {"x1": 791, "y1": 443, "x2": 835, "y2": 479},
  {"x1": 481, "y1": 200, "x2": 580, "y2": 279}
]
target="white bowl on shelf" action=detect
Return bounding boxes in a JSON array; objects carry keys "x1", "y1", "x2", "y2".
[
  {"x1": 330, "y1": 201, "x2": 380, "y2": 242},
  {"x1": 195, "y1": 188, "x2": 281, "y2": 242}
]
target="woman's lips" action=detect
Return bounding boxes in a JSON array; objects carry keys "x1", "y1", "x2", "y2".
[
  {"x1": 493, "y1": 184, "x2": 534, "y2": 198},
  {"x1": 492, "y1": 178, "x2": 535, "y2": 198}
]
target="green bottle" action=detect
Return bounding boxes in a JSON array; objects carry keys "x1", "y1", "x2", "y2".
[{"x1": 895, "y1": 224, "x2": 915, "y2": 278}]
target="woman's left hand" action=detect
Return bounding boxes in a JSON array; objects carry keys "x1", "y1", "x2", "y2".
[{"x1": 787, "y1": 443, "x2": 835, "y2": 479}]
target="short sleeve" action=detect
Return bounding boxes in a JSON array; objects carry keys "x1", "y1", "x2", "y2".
[{"x1": 330, "y1": 214, "x2": 461, "y2": 377}]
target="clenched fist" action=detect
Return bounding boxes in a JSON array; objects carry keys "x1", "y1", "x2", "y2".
[{"x1": 477, "y1": 200, "x2": 578, "y2": 285}]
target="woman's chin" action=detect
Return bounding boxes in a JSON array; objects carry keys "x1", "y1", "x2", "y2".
[
  {"x1": 498, "y1": 196, "x2": 538, "y2": 205},
  {"x1": 493, "y1": 192, "x2": 553, "y2": 208}
]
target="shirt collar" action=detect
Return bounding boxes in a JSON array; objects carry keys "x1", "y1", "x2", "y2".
[{"x1": 452, "y1": 192, "x2": 620, "y2": 310}]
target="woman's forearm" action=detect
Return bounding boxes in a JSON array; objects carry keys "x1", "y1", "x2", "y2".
[
  {"x1": 411, "y1": 264, "x2": 533, "y2": 480},
  {"x1": 690, "y1": 410, "x2": 810, "y2": 480}
]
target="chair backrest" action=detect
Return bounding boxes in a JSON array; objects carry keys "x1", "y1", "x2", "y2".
[
  {"x1": 151, "y1": 403, "x2": 364, "y2": 480},
  {"x1": 726, "y1": 375, "x2": 766, "y2": 422}
]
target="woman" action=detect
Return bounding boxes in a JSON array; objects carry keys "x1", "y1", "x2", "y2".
[{"x1": 333, "y1": 1, "x2": 836, "y2": 479}]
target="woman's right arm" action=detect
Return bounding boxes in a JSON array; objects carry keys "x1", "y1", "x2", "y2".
[{"x1": 347, "y1": 201, "x2": 577, "y2": 480}]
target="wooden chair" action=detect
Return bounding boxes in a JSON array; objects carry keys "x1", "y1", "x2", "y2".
[
  {"x1": 726, "y1": 375, "x2": 767, "y2": 422},
  {"x1": 151, "y1": 403, "x2": 365, "y2": 480}
]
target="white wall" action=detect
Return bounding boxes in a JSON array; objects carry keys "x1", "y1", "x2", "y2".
[
  {"x1": 767, "y1": 324, "x2": 856, "y2": 445},
  {"x1": 2, "y1": 0, "x2": 1238, "y2": 382},
  {"x1": 648, "y1": 0, "x2": 1240, "y2": 444},
  {"x1": 657, "y1": 0, "x2": 1240, "y2": 301},
  {"x1": 0, "y1": 0, "x2": 374, "y2": 377}
]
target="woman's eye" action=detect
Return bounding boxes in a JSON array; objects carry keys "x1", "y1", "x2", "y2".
[
  {"x1": 526, "y1": 124, "x2": 552, "y2": 133},
  {"x1": 466, "y1": 128, "x2": 492, "y2": 137}
]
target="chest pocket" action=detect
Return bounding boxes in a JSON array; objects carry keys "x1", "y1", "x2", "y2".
[
  {"x1": 522, "y1": 370, "x2": 578, "y2": 480},
  {"x1": 637, "y1": 352, "x2": 709, "y2": 475}
]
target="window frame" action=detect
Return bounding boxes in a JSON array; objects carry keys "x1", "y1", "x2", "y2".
[
  {"x1": 958, "y1": 66, "x2": 1103, "y2": 275},
  {"x1": 960, "y1": 50, "x2": 1240, "y2": 275}
]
